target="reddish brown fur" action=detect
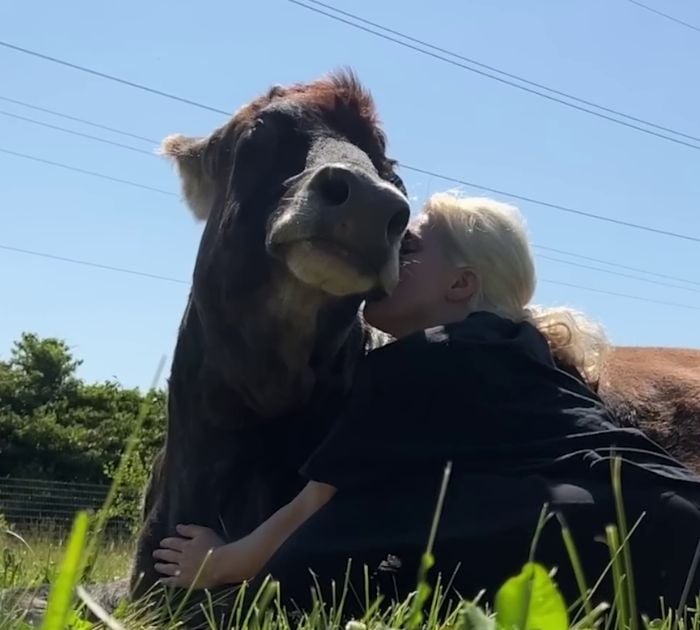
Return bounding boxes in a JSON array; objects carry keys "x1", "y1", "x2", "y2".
[
  {"x1": 235, "y1": 71, "x2": 381, "y2": 129},
  {"x1": 599, "y1": 346, "x2": 700, "y2": 473},
  {"x1": 225, "y1": 71, "x2": 397, "y2": 182}
]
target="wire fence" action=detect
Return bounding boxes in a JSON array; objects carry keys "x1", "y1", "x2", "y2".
[{"x1": 0, "y1": 477, "x2": 131, "y2": 538}]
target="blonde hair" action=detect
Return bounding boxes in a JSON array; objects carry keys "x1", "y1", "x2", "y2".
[{"x1": 423, "y1": 191, "x2": 609, "y2": 387}]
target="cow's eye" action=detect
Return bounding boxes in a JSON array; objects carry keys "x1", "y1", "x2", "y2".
[
  {"x1": 230, "y1": 116, "x2": 280, "y2": 194},
  {"x1": 238, "y1": 117, "x2": 277, "y2": 154}
]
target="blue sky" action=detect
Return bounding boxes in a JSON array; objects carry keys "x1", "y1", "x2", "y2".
[{"x1": 1, "y1": 0, "x2": 699, "y2": 390}]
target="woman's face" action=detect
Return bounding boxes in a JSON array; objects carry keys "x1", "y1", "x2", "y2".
[{"x1": 364, "y1": 215, "x2": 471, "y2": 338}]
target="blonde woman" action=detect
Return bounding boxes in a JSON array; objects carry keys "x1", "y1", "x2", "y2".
[{"x1": 155, "y1": 193, "x2": 700, "y2": 614}]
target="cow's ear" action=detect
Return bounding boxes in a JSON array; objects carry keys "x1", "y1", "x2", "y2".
[{"x1": 160, "y1": 132, "x2": 223, "y2": 221}]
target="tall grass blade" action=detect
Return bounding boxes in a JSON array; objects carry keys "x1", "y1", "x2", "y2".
[
  {"x1": 588, "y1": 512, "x2": 645, "y2": 605},
  {"x1": 611, "y1": 455, "x2": 638, "y2": 630},
  {"x1": 76, "y1": 585, "x2": 126, "y2": 630},
  {"x1": 606, "y1": 524, "x2": 629, "y2": 630},
  {"x1": 528, "y1": 504, "x2": 554, "y2": 564},
  {"x1": 556, "y1": 512, "x2": 593, "y2": 618},
  {"x1": 407, "y1": 460, "x2": 452, "y2": 630},
  {"x1": 40, "y1": 511, "x2": 89, "y2": 630},
  {"x1": 170, "y1": 547, "x2": 215, "y2": 622},
  {"x1": 570, "y1": 601, "x2": 610, "y2": 630},
  {"x1": 82, "y1": 355, "x2": 166, "y2": 582},
  {"x1": 676, "y1": 538, "x2": 700, "y2": 620}
]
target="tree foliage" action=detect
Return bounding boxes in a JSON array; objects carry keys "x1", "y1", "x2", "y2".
[{"x1": 0, "y1": 333, "x2": 166, "y2": 528}]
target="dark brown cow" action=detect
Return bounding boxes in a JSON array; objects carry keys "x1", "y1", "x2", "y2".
[
  {"x1": 129, "y1": 70, "x2": 410, "y2": 599},
  {"x1": 599, "y1": 346, "x2": 700, "y2": 473}
]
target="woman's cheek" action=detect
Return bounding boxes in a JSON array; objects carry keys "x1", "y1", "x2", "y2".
[
  {"x1": 398, "y1": 259, "x2": 421, "y2": 287},
  {"x1": 365, "y1": 291, "x2": 403, "y2": 323}
]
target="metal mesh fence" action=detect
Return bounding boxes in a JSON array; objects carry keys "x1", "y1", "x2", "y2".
[{"x1": 0, "y1": 477, "x2": 131, "y2": 537}]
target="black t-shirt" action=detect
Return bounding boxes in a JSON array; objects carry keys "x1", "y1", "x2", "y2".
[{"x1": 300, "y1": 311, "x2": 700, "y2": 490}]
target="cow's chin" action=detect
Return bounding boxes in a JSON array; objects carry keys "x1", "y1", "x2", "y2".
[{"x1": 284, "y1": 241, "x2": 397, "y2": 298}]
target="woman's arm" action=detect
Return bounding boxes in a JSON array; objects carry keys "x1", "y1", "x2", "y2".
[
  {"x1": 154, "y1": 481, "x2": 336, "y2": 588},
  {"x1": 214, "y1": 480, "x2": 336, "y2": 583}
]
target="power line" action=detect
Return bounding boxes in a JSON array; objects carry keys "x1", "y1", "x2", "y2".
[
  {"x1": 301, "y1": 0, "x2": 700, "y2": 145},
  {"x1": 0, "y1": 45, "x2": 696, "y2": 320},
  {"x1": 537, "y1": 253, "x2": 700, "y2": 294},
  {"x1": 2, "y1": 242, "x2": 698, "y2": 313},
  {"x1": 0, "y1": 244, "x2": 188, "y2": 285},
  {"x1": 5, "y1": 118, "x2": 697, "y2": 288},
  {"x1": 3, "y1": 95, "x2": 697, "y2": 245},
  {"x1": 4, "y1": 17, "x2": 698, "y2": 152},
  {"x1": 400, "y1": 164, "x2": 700, "y2": 243},
  {"x1": 288, "y1": 0, "x2": 700, "y2": 152},
  {"x1": 542, "y1": 279, "x2": 700, "y2": 312},
  {"x1": 0, "y1": 95, "x2": 157, "y2": 144},
  {"x1": 0, "y1": 110, "x2": 156, "y2": 156},
  {"x1": 0, "y1": 148, "x2": 177, "y2": 197},
  {"x1": 1, "y1": 103, "x2": 697, "y2": 309},
  {"x1": 5, "y1": 142, "x2": 696, "y2": 294},
  {"x1": 623, "y1": 0, "x2": 700, "y2": 34},
  {"x1": 0, "y1": 39, "x2": 230, "y2": 117},
  {"x1": 533, "y1": 244, "x2": 700, "y2": 288},
  {"x1": 7, "y1": 110, "x2": 697, "y2": 288}
]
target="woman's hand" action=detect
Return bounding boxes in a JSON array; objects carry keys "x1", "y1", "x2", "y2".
[{"x1": 153, "y1": 524, "x2": 225, "y2": 589}]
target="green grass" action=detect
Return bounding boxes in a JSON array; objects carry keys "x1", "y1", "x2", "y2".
[
  {"x1": 0, "y1": 525, "x2": 132, "y2": 590},
  {"x1": 1, "y1": 509, "x2": 696, "y2": 630},
  {"x1": 1, "y1": 489, "x2": 699, "y2": 630},
  {"x1": 0, "y1": 520, "x2": 574, "y2": 630},
  {"x1": 1, "y1": 359, "x2": 698, "y2": 629}
]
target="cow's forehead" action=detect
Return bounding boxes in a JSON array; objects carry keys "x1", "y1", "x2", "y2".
[
  {"x1": 243, "y1": 98, "x2": 372, "y2": 134},
  {"x1": 232, "y1": 84, "x2": 379, "y2": 133},
  {"x1": 305, "y1": 137, "x2": 377, "y2": 173}
]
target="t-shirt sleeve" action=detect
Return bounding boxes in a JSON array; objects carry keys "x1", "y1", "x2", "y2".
[
  {"x1": 299, "y1": 333, "x2": 455, "y2": 490},
  {"x1": 299, "y1": 355, "x2": 384, "y2": 489}
]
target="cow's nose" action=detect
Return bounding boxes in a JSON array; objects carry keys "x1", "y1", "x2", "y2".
[{"x1": 310, "y1": 164, "x2": 410, "y2": 247}]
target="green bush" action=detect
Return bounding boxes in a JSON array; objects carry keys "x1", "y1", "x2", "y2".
[{"x1": 0, "y1": 332, "x2": 166, "y2": 530}]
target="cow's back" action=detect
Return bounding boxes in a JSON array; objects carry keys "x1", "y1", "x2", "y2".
[{"x1": 599, "y1": 346, "x2": 700, "y2": 473}]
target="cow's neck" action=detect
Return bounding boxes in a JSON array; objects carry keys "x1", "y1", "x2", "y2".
[
  {"x1": 185, "y1": 274, "x2": 366, "y2": 423},
  {"x1": 243, "y1": 277, "x2": 365, "y2": 417},
  {"x1": 162, "y1": 284, "x2": 374, "y2": 535}
]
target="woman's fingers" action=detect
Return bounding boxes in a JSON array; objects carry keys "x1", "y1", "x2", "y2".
[
  {"x1": 153, "y1": 548, "x2": 181, "y2": 563},
  {"x1": 154, "y1": 562, "x2": 181, "y2": 577},
  {"x1": 159, "y1": 537, "x2": 187, "y2": 551},
  {"x1": 176, "y1": 523, "x2": 208, "y2": 537}
]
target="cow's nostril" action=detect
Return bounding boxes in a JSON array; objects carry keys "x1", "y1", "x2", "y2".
[
  {"x1": 387, "y1": 207, "x2": 410, "y2": 243},
  {"x1": 318, "y1": 172, "x2": 351, "y2": 206}
]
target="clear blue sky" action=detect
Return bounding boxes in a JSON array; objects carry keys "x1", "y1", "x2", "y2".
[{"x1": 1, "y1": 0, "x2": 699, "y2": 390}]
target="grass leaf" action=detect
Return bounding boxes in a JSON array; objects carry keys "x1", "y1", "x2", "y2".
[
  {"x1": 457, "y1": 601, "x2": 497, "y2": 630},
  {"x1": 39, "y1": 511, "x2": 89, "y2": 630},
  {"x1": 494, "y1": 561, "x2": 569, "y2": 630}
]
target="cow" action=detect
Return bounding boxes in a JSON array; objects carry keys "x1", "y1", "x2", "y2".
[{"x1": 129, "y1": 69, "x2": 410, "y2": 601}]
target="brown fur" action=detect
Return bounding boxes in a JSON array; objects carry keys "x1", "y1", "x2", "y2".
[
  {"x1": 239, "y1": 75, "x2": 378, "y2": 122},
  {"x1": 599, "y1": 346, "x2": 700, "y2": 473}
]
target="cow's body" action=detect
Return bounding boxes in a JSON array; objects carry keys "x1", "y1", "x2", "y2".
[
  {"x1": 599, "y1": 346, "x2": 700, "y2": 473},
  {"x1": 129, "y1": 70, "x2": 409, "y2": 600}
]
